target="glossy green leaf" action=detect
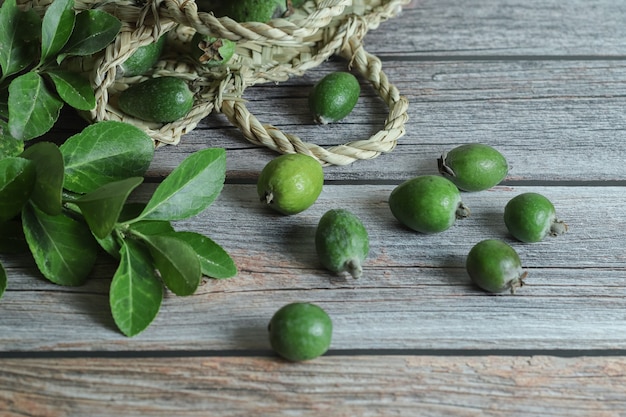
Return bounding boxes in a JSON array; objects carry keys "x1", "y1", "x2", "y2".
[
  {"x1": 110, "y1": 239, "x2": 163, "y2": 337},
  {"x1": 0, "y1": 84, "x2": 8, "y2": 118},
  {"x1": 169, "y1": 231, "x2": 237, "y2": 279},
  {"x1": 47, "y1": 70, "x2": 96, "y2": 111},
  {"x1": 137, "y1": 148, "x2": 226, "y2": 222},
  {"x1": 141, "y1": 234, "x2": 201, "y2": 296},
  {"x1": 94, "y1": 230, "x2": 122, "y2": 259},
  {"x1": 20, "y1": 142, "x2": 64, "y2": 215},
  {"x1": 0, "y1": 262, "x2": 6, "y2": 300},
  {"x1": 8, "y1": 72, "x2": 63, "y2": 140},
  {"x1": 0, "y1": 121, "x2": 24, "y2": 158},
  {"x1": 60, "y1": 121, "x2": 154, "y2": 193},
  {"x1": 21, "y1": 203, "x2": 98, "y2": 286},
  {"x1": 129, "y1": 220, "x2": 175, "y2": 236},
  {"x1": 59, "y1": 9, "x2": 121, "y2": 61},
  {"x1": 74, "y1": 176, "x2": 144, "y2": 239},
  {"x1": 40, "y1": 0, "x2": 75, "y2": 63},
  {"x1": 0, "y1": 0, "x2": 40, "y2": 79},
  {"x1": 0, "y1": 221, "x2": 28, "y2": 254},
  {"x1": 0, "y1": 157, "x2": 36, "y2": 223}
]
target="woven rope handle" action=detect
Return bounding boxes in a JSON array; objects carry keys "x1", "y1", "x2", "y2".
[{"x1": 218, "y1": 35, "x2": 409, "y2": 166}]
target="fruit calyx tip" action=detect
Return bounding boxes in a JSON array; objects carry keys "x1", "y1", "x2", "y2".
[
  {"x1": 437, "y1": 152, "x2": 456, "y2": 178},
  {"x1": 346, "y1": 259, "x2": 362, "y2": 279},
  {"x1": 509, "y1": 270, "x2": 528, "y2": 294},
  {"x1": 550, "y1": 220, "x2": 568, "y2": 237},
  {"x1": 456, "y1": 202, "x2": 471, "y2": 219}
]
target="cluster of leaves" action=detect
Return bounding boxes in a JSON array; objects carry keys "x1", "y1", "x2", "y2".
[
  {"x1": 0, "y1": 0, "x2": 121, "y2": 139},
  {"x1": 0, "y1": 0, "x2": 237, "y2": 337},
  {"x1": 0, "y1": 121, "x2": 237, "y2": 336}
]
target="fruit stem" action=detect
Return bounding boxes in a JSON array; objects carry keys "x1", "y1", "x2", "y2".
[
  {"x1": 346, "y1": 259, "x2": 363, "y2": 279},
  {"x1": 550, "y1": 220, "x2": 568, "y2": 237},
  {"x1": 456, "y1": 202, "x2": 471, "y2": 219}
]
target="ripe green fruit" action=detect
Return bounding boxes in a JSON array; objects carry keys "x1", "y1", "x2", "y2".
[
  {"x1": 257, "y1": 153, "x2": 324, "y2": 215},
  {"x1": 388, "y1": 175, "x2": 470, "y2": 234},
  {"x1": 315, "y1": 209, "x2": 369, "y2": 279},
  {"x1": 438, "y1": 143, "x2": 508, "y2": 192},
  {"x1": 308, "y1": 72, "x2": 360, "y2": 124},
  {"x1": 218, "y1": 0, "x2": 287, "y2": 23},
  {"x1": 118, "y1": 76, "x2": 194, "y2": 123},
  {"x1": 268, "y1": 302, "x2": 333, "y2": 362},
  {"x1": 118, "y1": 35, "x2": 166, "y2": 78},
  {"x1": 190, "y1": 32, "x2": 236, "y2": 67},
  {"x1": 466, "y1": 239, "x2": 527, "y2": 294},
  {"x1": 504, "y1": 192, "x2": 568, "y2": 243}
]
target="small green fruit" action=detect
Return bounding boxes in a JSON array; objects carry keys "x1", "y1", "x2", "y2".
[
  {"x1": 466, "y1": 239, "x2": 527, "y2": 294},
  {"x1": 118, "y1": 76, "x2": 194, "y2": 123},
  {"x1": 268, "y1": 302, "x2": 333, "y2": 362},
  {"x1": 388, "y1": 175, "x2": 470, "y2": 234},
  {"x1": 257, "y1": 153, "x2": 324, "y2": 215},
  {"x1": 218, "y1": 0, "x2": 287, "y2": 22},
  {"x1": 308, "y1": 72, "x2": 360, "y2": 124},
  {"x1": 315, "y1": 209, "x2": 369, "y2": 279},
  {"x1": 438, "y1": 143, "x2": 508, "y2": 192},
  {"x1": 504, "y1": 192, "x2": 568, "y2": 243},
  {"x1": 190, "y1": 32, "x2": 236, "y2": 67},
  {"x1": 118, "y1": 35, "x2": 166, "y2": 78}
]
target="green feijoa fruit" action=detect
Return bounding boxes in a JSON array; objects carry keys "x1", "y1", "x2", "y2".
[
  {"x1": 268, "y1": 302, "x2": 332, "y2": 362},
  {"x1": 504, "y1": 192, "x2": 568, "y2": 243},
  {"x1": 388, "y1": 175, "x2": 470, "y2": 234},
  {"x1": 118, "y1": 76, "x2": 194, "y2": 123},
  {"x1": 308, "y1": 72, "x2": 360, "y2": 124},
  {"x1": 190, "y1": 32, "x2": 236, "y2": 67},
  {"x1": 118, "y1": 35, "x2": 166, "y2": 78},
  {"x1": 466, "y1": 239, "x2": 527, "y2": 294},
  {"x1": 219, "y1": 0, "x2": 287, "y2": 22},
  {"x1": 315, "y1": 209, "x2": 369, "y2": 279},
  {"x1": 438, "y1": 143, "x2": 508, "y2": 192},
  {"x1": 257, "y1": 153, "x2": 324, "y2": 215}
]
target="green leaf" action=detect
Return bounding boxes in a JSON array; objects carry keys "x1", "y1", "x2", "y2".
[
  {"x1": 47, "y1": 70, "x2": 96, "y2": 111},
  {"x1": 20, "y1": 142, "x2": 64, "y2": 215},
  {"x1": 74, "y1": 176, "x2": 144, "y2": 239},
  {"x1": 141, "y1": 234, "x2": 201, "y2": 296},
  {"x1": 0, "y1": 262, "x2": 6, "y2": 300},
  {"x1": 137, "y1": 148, "x2": 226, "y2": 222},
  {"x1": 0, "y1": 220, "x2": 28, "y2": 254},
  {"x1": 0, "y1": 157, "x2": 36, "y2": 223},
  {"x1": 128, "y1": 220, "x2": 175, "y2": 236},
  {"x1": 110, "y1": 239, "x2": 163, "y2": 337},
  {"x1": 59, "y1": 9, "x2": 121, "y2": 62},
  {"x1": 169, "y1": 231, "x2": 237, "y2": 279},
  {"x1": 8, "y1": 72, "x2": 63, "y2": 140},
  {"x1": 40, "y1": 0, "x2": 75, "y2": 63},
  {"x1": 60, "y1": 121, "x2": 154, "y2": 193},
  {"x1": 0, "y1": 121, "x2": 24, "y2": 157},
  {"x1": 21, "y1": 203, "x2": 98, "y2": 286},
  {"x1": 0, "y1": 0, "x2": 40, "y2": 79}
]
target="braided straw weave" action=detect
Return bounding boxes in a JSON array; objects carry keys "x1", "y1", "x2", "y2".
[{"x1": 21, "y1": 0, "x2": 411, "y2": 165}]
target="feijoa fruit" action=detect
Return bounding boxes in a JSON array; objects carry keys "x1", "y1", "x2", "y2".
[
  {"x1": 118, "y1": 76, "x2": 194, "y2": 123},
  {"x1": 466, "y1": 239, "x2": 527, "y2": 294},
  {"x1": 388, "y1": 175, "x2": 470, "y2": 234},
  {"x1": 268, "y1": 302, "x2": 333, "y2": 362},
  {"x1": 438, "y1": 143, "x2": 508, "y2": 192},
  {"x1": 118, "y1": 35, "x2": 166, "y2": 78},
  {"x1": 190, "y1": 32, "x2": 236, "y2": 67},
  {"x1": 315, "y1": 209, "x2": 369, "y2": 279},
  {"x1": 504, "y1": 192, "x2": 568, "y2": 243},
  {"x1": 257, "y1": 153, "x2": 324, "y2": 215},
  {"x1": 308, "y1": 72, "x2": 360, "y2": 124}
]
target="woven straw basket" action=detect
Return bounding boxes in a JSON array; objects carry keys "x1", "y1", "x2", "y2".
[{"x1": 24, "y1": 0, "x2": 411, "y2": 166}]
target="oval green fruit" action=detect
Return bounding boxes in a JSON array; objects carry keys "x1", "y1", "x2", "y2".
[
  {"x1": 308, "y1": 72, "x2": 360, "y2": 124},
  {"x1": 268, "y1": 302, "x2": 333, "y2": 362},
  {"x1": 257, "y1": 153, "x2": 324, "y2": 215},
  {"x1": 315, "y1": 208, "x2": 369, "y2": 279},
  {"x1": 466, "y1": 239, "x2": 527, "y2": 294},
  {"x1": 388, "y1": 175, "x2": 470, "y2": 234},
  {"x1": 118, "y1": 35, "x2": 166, "y2": 78},
  {"x1": 438, "y1": 143, "x2": 508, "y2": 192},
  {"x1": 218, "y1": 0, "x2": 287, "y2": 22},
  {"x1": 190, "y1": 32, "x2": 236, "y2": 67},
  {"x1": 504, "y1": 192, "x2": 568, "y2": 243},
  {"x1": 118, "y1": 76, "x2": 194, "y2": 123}
]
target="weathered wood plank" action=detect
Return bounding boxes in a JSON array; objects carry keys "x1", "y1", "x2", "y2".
[
  {"x1": 1, "y1": 185, "x2": 625, "y2": 351},
  {"x1": 1, "y1": 355, "x2": 625, "y2": 417}
]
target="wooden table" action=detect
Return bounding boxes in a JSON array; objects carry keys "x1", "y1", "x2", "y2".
[{"x1": 3, "y1": 0, "x2": 626, "y2": 415}]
